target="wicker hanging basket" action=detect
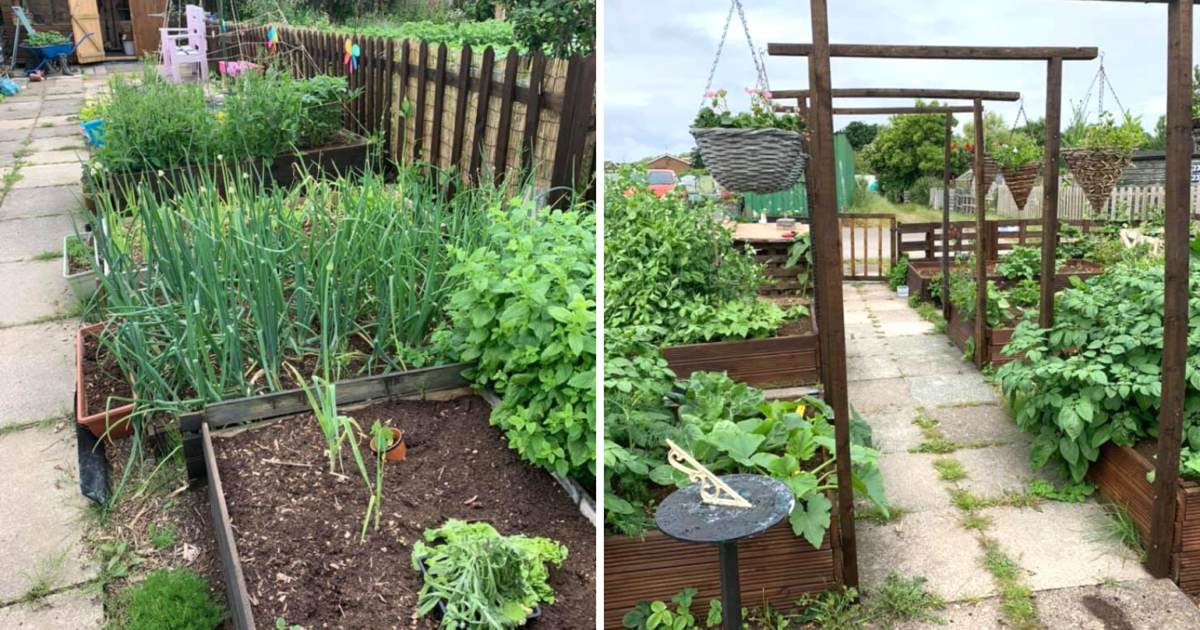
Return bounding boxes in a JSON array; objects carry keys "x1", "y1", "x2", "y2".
[
  {"x1": 981, "y1": 156, "x2": 1001, "y2": 187},
  {"x1": 691, "y1": 127, "x2": 809, "y2": 195},
  {"x1": 1062, "y1": 148, "x2": 1132, "y2": 213},
  {"x1": 1000, "y1": 162, "x2": 1042, "y2": 213}
]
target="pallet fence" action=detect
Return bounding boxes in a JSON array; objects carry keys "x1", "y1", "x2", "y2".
[
  {"x1": 206, "y1": 24, "x2": 596, "y2": 207},
  {"x1": 932, "y1": 182, "x2": 1200, "y2": 221}
]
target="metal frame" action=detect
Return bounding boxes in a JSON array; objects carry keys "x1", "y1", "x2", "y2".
[{"x1": 769, "y1": 9, "x2": 1098, "y2": 587}]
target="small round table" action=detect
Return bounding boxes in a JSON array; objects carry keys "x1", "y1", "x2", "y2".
[{"x1": 655, "y1": 474, "x2": 795, "y2": 630}]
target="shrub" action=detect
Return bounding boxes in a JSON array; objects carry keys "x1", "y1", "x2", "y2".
[
  {"x1": 116, "y1": 568, "x2": 226, "y2": 630},
  {"x1": 907, "y1": 175, "x2": 942, "y2": 207},
  {"x1": 888, "y1": 255, "x2": 909, "y2": 290},
  {"x1": 503, "y1": 0, "x2": 595, "y2": 56},
  {"x1": 445, "y1": 199, "x2": 596, "y2": 480}
]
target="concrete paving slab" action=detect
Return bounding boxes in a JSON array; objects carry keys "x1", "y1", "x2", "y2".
[
  {"x1": 0, "y1": 102, "x2": 42, "y2": 120},
  {"x1": 30, "y1": 125, "x2": 84, "y2": 140},
  {"x1": 887, "y1": 335, "x2": 961, "y2": 357},
  {"x1": 897, "y1": 351, "x2": 975, "y2": 378},
  {"x1": 34, "y1": 116, "x2": 78, "y2": 128},
  {"x1": 873, "y1": 309, "x2": 928, "y2": 325},
  {"x1": 0, "y1": 428, "x2": 95, "y2": 601},
  {"x1": 0, "y1": 119, "x2": 35, "y2": 132},
  {"x1": 908, "y1": 374, "x2": 998, "y2": 408},
  {"x1": 982, "y1": 502, "x2": 1151, "y2": 591},
  {"x1": 845, "y1": 334, "x2": 892, "y2": 358},
  {"x1": 0, "y1": 262, "x2": 73, "y2": 328},
  {"x1": 1033, "y1": 579, "x2": 1200, "y2": 630},
  {"x1": 0, "y1": 589, "x2": 103, "y2": 628},
  {"x1": 0, "y1": 320, "x2": 78, "y2": 427},
  {"x1": 11, "y1": 163, "x2": 82, "y2": 189},
  {"x1": 870, "y1": 298, "x2": 918, "y2": 312},
  {"x1": 844, "y1": 310, "x2": 873, "y2": 325},
  {"x1": 845, "y1": 323, "x2": 880, "y2": 340},
  {"x1": 24, "y1": 150, "x2": 87, "y2": 166},
  {"x1": 874, "y1": 452, "x2": 953, "y2": 513},
  {"x1": 0, "y1": 187, "x2": 86, "y2": 220},
  {"x1": 0, "y1": 141, "x2": 23, "y2": 157},
  {"x1": 950, "y1": 444, "x2": 1051, "y2": 497},
  {"x1": 37, "y1": 100, "x2": 84, "y2": 118},
  {"x1": 882, "y1": 598, "x2": 1005, "y2": 630},
  {"x1": 849, "y1": 378, "x2": 920, "y2": 413},
  {"x1": 848, "y1": 355, "x2": 902, "y2": 382},
  {"x1": 860, "y1": 407, "x2": 926, "y2": 454},
  {"x1": 0, "y1": 129, "x2": 32, "y2": 143},
  {"x1": 0, "y1": 216, "x2": 75, "y2": 263},
  {"x1": 25, "y1": 136, "x2": 86, "y2": 153},
  {"x1": 930, "y1": 405, "x2": 1028, "y2": 450},
  {"x1": 858, "y1": 511, "x2": 997, "y2": 603},
  {"x1": 879, "y1": 320, "x2": 937, "y2": 337}
]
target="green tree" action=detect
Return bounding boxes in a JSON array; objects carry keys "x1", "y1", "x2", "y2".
[
  {"x1": 1143, "y1": 115, "x2": 1167, "y2": 151},
  {"x1": 503, "y1": 0, "x2": 595, "y2": 57},
  {"x1": 843, "y1": 121, "x2": 882, "y2": 151},
  {"x1": 862, "y1": 101, "x2": 965, "y2": 199}
]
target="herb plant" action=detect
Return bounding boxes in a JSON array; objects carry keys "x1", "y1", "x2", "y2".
[
  {"x1": 444, "y1": 200, "x2": 597, "y2": 480},
  {"x1": 116, "y1": 568, "x2": 227, "y2": 630},
  {"x1": 693, "y1": 88, "x2": 806, "y2": 134},
  {"x1": 888, "y1": 255, "x2": 909, "y2": 291},
  {"x1": 412, "y1": 520, "x2": 567, "y2": 630}
]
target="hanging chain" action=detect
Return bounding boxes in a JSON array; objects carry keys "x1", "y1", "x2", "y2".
[
  {"x1": 1010, "y1": 98, "x2": 1028, "y2": 134},
  {"x1": 702, "y1": 0, "x2": 770, "y2": 105}
]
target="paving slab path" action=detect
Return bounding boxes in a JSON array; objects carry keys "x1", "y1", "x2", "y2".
[
  {"x1": 844, "y1": 282, "x2": 1200, "y2": 628},
  {"x1": 0, "y1": 68, "x2": 115, "y2": 628}
]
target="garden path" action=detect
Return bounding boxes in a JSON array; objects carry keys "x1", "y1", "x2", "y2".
[
  {"x1": 841, "y1": 282, "x2": 1200, "y2": 628},
  {"x1": 0, "y1": 65, "x2": 125, "y2": 628}
]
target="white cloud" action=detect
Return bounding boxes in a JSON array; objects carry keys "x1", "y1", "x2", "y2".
[{"x1": 604, "y1": 0, "x2": 1188, "y2": 162}]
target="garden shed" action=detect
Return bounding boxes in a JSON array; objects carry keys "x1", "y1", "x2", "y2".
[{"x1": 1, "y1": 0, "x2": 175, "y2": 63}]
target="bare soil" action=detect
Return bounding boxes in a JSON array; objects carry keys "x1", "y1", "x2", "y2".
[
  {"x1": 766, "y1": 296, "x2": 816, "y2": 337},
  {"x1": 81, "y1": 332, "x2": 134, "y2": 416},
  {"x1": 214, "y1": 395, "x2": 595, "y2": 630}
]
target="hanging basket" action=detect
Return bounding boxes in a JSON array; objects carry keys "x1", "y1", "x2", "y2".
[
  {"x1": 1000, "y1": 162, "x2": 1042, "y2": 213},
  {"x1": 981, "y1": 156, "x2": 1001, "y2": 187},
  {"x1": 691, "y1": 128, "x2": 809, "y2": 195},
  {"x1": 1062, "y1": 148, "x2": 1132, "y2": 213}
]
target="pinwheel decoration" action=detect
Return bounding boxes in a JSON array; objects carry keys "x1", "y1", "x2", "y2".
[
  {"x1": 344, "y1": 38, "x2": 360, "y2": 73},
  {"x1": 267, "y1": 26, "x2": 278, "y2": 52}
]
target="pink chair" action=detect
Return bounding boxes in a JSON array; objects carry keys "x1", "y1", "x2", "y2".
[{"x1": 160, "y1": 5, "x2": 208, "y2": 83}]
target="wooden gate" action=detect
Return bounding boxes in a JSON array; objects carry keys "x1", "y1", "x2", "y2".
[
  {"x1": 838, "y1": 213, "x2": 897, "y2": 281},
  {"x1": 69, "y1": 0, "x2": 106, "y2": 63}
]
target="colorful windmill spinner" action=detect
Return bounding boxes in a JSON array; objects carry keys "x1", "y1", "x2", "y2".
[
  {"x1": 267, "y1": 26, "x2": 279, "y2": 52},
  {"x1": 344, "y1": 38, "x2": 360, "y2": 73}
]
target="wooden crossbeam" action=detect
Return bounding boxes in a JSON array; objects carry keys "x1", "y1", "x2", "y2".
[
  {"x1": 767, "y1": 43, "x2": 1098, "y2": 60},
  {"x1": 771, "y1": 88, "x2": 1020, "y2": 101},
  {"x1": 829, "y1": 106, "x2": 975, "y2": 114}
]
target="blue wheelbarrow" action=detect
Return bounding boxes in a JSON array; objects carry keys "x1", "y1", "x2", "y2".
[{"x1": 22, "y1": 32, "x2": 94, "y2": 76}]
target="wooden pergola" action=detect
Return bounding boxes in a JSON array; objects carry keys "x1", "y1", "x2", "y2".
[
  {"x1": 1052, "y1": 0, "x2": 1194, "y2": 581},
  {"x1": 775, "y1": 90, "x2": 1022, "y2": 324},
  {"x1": 768, "y1": 6, "x2": 1100, "y2": 588}
]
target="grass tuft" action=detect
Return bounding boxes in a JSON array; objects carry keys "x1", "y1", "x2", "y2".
[
  {"x1": 980, "y1": 537, "x2": 1041, "y2": 630},
  {"x1": 870, "y1": 572, "x2": 946, "y2": 626},
  {"x1": 1102, "y1": 504, "x2": 1147, "y2": 562},
  {"x1": 859, "y1": 503, "x2": 909, "y2": 525},
  {"x1": 933, "y1": 458, "x2": 968, "y2": 481},
  {"x1": 19, "y1": 547, "x2": 69, "y2": 603}
]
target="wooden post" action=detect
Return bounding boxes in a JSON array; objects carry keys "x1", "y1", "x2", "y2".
[
  {"x1": 942, "y1": 113, "x2": 952, "y2": 321},
  {"x1": 973, "y1": 99, "x2": 987, "y2": 368},
  {"x1": 1149, "y1": 0, "x2": 1191, "y2": 580},
  {"x1": 808, "y1": 0, "x2": 857, "y2": 588},
  {"x1": 1040, "y1": 56, "x2": 1063, "y2": 329}
]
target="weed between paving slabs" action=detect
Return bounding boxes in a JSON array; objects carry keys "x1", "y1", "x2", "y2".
[{"x1": 213, "y1": 395, "x2": 595, "y2": 629}]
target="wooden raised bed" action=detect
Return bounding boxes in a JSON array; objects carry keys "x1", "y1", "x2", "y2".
[
  {"x1": 89, "y1": 132, "x2": 372, "y2": 211},
  {"x1": 603, "y1": 509, "x2": 840, "y2": 629},
  {"x1": 946, "y1": 303, "x2": 1023, "y2": 367},
  {"x1": 906, "y1": 259, "x2": 1106, "y2": 305},
  {"x1": 735, "y1": 237, "x2": 809, "y2": 296},
  {"x1": 182, "y1": 362, "x2": 596, "y2": 630},
  {"x1": 661, "y1": 316, "x2": 820, "y2": 388},
  {"x1": 1089, "y1": 442, "x2": 1200, "y2": 594}
]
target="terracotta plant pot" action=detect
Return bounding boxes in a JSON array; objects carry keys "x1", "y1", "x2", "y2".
[
  {"x1": 369, "y1": 427, "x2": 406, "y2": 462},
  {"x1": 75, "y1": 323, "x2": 135, "y2": 441}
]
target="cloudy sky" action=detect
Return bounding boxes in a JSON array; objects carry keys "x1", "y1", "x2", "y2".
[{"x1": 603, "y1": 0, "x2": 1186, "y2": 163}]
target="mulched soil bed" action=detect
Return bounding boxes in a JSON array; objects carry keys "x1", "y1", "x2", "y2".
[
  {"x1": 767, "y1": 296, "x2": 815, "y2": 337},
  {"x1": 82, "y1": 332, "x2": 134, "y2": 415},
  {"x1": 214, "y1": 395, "x2": 596, "y2": 630}
]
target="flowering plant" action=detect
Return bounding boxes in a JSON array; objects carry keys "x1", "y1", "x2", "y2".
[
  {"x1": 693, "y1": 88, "x2": 806, "y2": 133},
  {"x1": 993, "y1": 133, "x2": 1041, "y2": 169}
]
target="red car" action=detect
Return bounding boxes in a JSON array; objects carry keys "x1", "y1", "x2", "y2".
[{"x1": 623, "y1": 169, "x2": 678, "y2": 198}]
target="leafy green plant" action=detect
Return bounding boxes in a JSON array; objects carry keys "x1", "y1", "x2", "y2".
[
  {"x1": 25, "y1": 30, "x2": 67, "y2": 47},
  {"x1": 412, "y1": 520, "x2": 567, "y2": 629},
  {"x1": 1056, "y1": 224, "x2": 1099, "y2": 263},
  {"x1": 1079, "y1": 111, "x2": 1147, "y2": 157},
  {"x1": 997, "y1": 260, "x2": 1200, "y2": 482},
  {"x1": 694, "y1": 89, "x2": 806, "y2": 134},
  {"x1": 148, "y1": 522, "x2": 177, "y2": 550},
  {"x1": 115, "y1": 568, "x2": 226, "y2": 630},
  {"x1": 444, "y1": 200, "x2": 596, "y2": 480},
  {"x1": 786, "y1": 232, "x2": 814, "y2": 298},
  {"x1": 996, "y1": 246, "x2": 1041, "y2": 281},
  {"x1": 888, "y1": 255, "x2": 909, "y2": 291},
  {"x1": 993, "y1": 132, "x2": 1041, "y2": 169},
  {"x1": 1027, "y1": 479, "x2": 1095, "y2": 503},
  {"x1": 1007, "y1": 279, "x2": 1040, "y2": 309},
  {"x1": 622, "y1": 588, "x2": 721, "y2": 630},
  {"x1": 276, "y1": 620, "x2": 302, "y2": 630},
  {"x1": 503, "y1": 0, "x2": 595, "y2": 56},
  {"x1": 870, "y1": 572, "x2": 946, "y2": 627},
  {"x1": 64, "y1": 235, "x2": 94, "y2": 271},
  {"x1": 795, "y1": 588, "x2": 863, "y2": 630}
]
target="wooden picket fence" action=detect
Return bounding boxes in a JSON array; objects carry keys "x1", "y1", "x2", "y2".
[
  {"x1": 932, "y1": 182, "x2": 1200, "y2": 220},
  {"x1": 207, "y1": 24, "x2": 596, "y2": 206}
]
